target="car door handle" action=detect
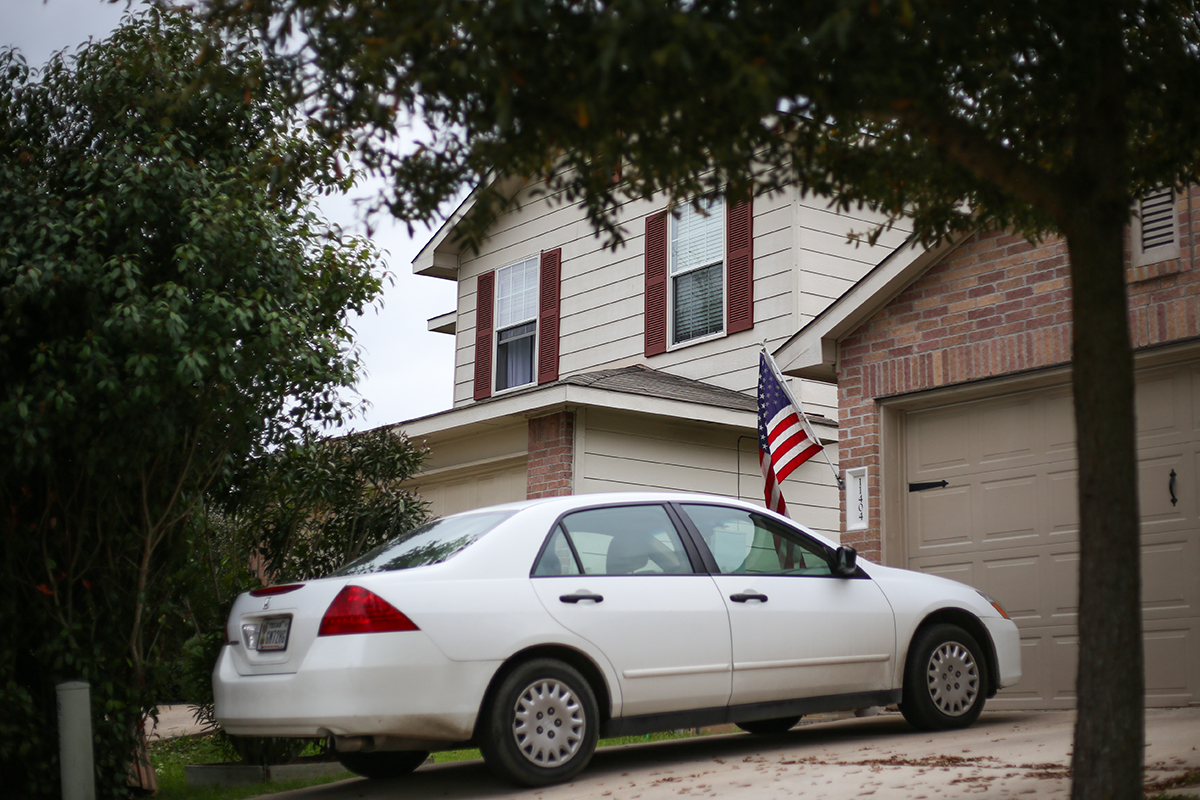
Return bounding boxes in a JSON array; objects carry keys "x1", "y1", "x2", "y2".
[
  {"x1": 730, "y1": 593, "x2": 768, "y2": 603},
  {"x1": 559, "y1": 593, "x2": 604, "y2": 604}
]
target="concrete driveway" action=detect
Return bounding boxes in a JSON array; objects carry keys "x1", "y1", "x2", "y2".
[{"x1": 256, "y1": 708, "x2": 1200, "y2": 800}]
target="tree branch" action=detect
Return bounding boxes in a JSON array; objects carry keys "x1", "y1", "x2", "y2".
[{"x1": 867, "y1": 106, "x2": 1071, "y2": 227}]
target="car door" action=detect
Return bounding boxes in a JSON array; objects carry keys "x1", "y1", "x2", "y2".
[
  {"x1": 678, "y1": 503, "x2": 896, "y2": 706},
  {"x1": 529, "y1": 503, "x2": 733, "y2": 717}
]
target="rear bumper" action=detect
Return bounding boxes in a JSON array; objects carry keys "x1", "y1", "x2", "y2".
[
  {"x1": 213, "y1": 632, "x2": 500, "y2": 742},
  {"x1": 982, "y1": 616, "x2": 1023, "y2": 690}
]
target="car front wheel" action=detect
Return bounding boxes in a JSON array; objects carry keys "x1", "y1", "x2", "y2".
[
  {"x1": 479, "y1": 658, "x2": 600, "y2": 786},
  {"x1": 334, "y1": 749, "x2": 429, "y2": 779},
  {"x1": 900, "y1": 623, "x2": 987, "y2": 730}
]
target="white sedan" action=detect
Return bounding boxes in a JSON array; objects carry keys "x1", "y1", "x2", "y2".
[{"x1": 214, "y1": 492, "x2": 1020, "y2": 786}]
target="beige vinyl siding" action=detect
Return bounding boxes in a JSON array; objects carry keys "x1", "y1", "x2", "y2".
[
  {"x1": 794, "y1": 202, "x2": 912, "y2": 319},
  {"x1": 449, "y1": 180, "x2": 906, "y2": 419},
  {"x1": 416, "y1": 423, "x2": 528, "y2": 471},
  {"x1": 575, "y1": 409, "x2": 840, "y2": 541}
]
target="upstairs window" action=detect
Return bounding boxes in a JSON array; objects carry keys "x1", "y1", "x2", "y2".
[
  {"x1": 473, "y1": 249, "x2": 562, "y2": 401},
  {"x1": 644, "y1": 196, "x2": 753, "y2": 357},
  {"x1": 670, "y1": 198, "x2": 725, "y2": 344},
  {"x1": 494, "y1": 256, "x2": 539, "y2": 391}
]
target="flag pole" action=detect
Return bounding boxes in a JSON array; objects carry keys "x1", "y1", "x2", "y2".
[{"x1": 761, "y1": 345, "x2": 844, "y2": 491}]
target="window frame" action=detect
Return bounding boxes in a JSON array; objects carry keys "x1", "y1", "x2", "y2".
[
  {"x1": 492, "y1": 255, "x2": 540, "y2": 392},
  {"x1": 677, "y1": 503, "x2": 837, "y2": 577},
  {"x1": 530, "y1": 502, "x2": 706, "y2": 577},
  {"x1": 668, "y1": 197, "x2": 727, "y2": 348}
]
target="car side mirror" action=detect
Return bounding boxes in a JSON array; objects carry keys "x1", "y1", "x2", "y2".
[{"x1": 834, "y1": 545, "x2": 858, "y2": 577}]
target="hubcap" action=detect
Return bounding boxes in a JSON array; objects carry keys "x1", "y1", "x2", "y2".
[
  {"x1": 926, "y1": 641, "x2": 979, "y2": 716},
  {"x1": 511, "y1": 678, "x2": 586, "y2": 767}
]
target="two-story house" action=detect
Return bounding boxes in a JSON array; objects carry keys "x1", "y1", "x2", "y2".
[{"x1": 397, "y1": 174, "x2": 912, "y2": 542}]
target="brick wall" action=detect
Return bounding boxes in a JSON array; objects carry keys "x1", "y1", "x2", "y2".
[
  {"x1": 527, "y1": 410, "x2": 575, "y2": 498},
  {"x1": 837, "y1": 187, "x2": 1200, "y2": 561}
]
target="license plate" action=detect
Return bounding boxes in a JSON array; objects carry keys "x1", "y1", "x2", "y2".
[{"x1": 259, "y1": 617, "x2": 291, "y2": 651}]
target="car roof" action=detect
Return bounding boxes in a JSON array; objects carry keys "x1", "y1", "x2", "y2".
[{"x1": 455, "y1": 491, "x2": 769, "y2": 517}]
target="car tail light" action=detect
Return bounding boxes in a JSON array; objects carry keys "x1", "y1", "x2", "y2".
[
  {"x1": 249, "y1": 584, "x2": 304, "y2": 597},
  {"x1": 318, "y1": 585, "x2": 419, "y2": 636}
]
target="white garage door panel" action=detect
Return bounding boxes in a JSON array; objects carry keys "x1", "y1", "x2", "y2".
[
  {"x1": 908, "y1": 486, "x2": 973, "y2": 550},
  {"x1": 988, "y1": 636, "x2": 1051, "y2": 708},
  {"x1": 978, "y1": 475, "x2": 1037, "y2": 542},
  {"x1": 981, "y1": 554, "x2": 1043, "y2": 621},
  {"x1": 902, "y1": 358, "x2": 1200, "y2": 709},
  {"x1": 1137, "y1": 370, "x2": 1191, "y2": 444},
  {"x1": 1045, "y1": 467, "x2": 1081, "y2": 538},
  {"x1": 986, "y1": 625, "x2": 1080, "y2": 710},
  {"x1": 908, "y1": 406, "x2": 973, "y2": 472},
  {"x1": 1145, "y1": 622, "x2": 1200, "y2": 704}
]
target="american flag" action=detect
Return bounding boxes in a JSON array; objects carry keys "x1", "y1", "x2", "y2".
[{"x1": 757, "y1": 352, "x2": 822, "y2": 516}]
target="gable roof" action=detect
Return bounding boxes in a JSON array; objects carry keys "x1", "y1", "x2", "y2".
[
  {"x1": 772, "y1": 231, "x2": 972, "y2": 382},
  {"x1": 395, "y1": 364, "x2": 833, "y2": 441},
  {"x1": 554, "y1": 364, "x2": 758, "y2": 412},
  {"x1": 412, "y1": 173, "x2": 528, "y2": 279}
]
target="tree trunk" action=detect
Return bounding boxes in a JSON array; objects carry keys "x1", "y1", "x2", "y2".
[
  {"x1": 1059, "y1": 2, "x2": 1144, "y2": 795},
  {"x1": 1065, "y1": 213, "x2": 1144, "y2": 800}
]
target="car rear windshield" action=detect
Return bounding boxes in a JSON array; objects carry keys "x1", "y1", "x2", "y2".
[{"x1": 330, "y1": 510, "x2": 516, "y2": 575}]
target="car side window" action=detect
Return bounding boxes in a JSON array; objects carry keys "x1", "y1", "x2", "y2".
[
  {"x1": 533, "y1": 525, "x2": 583, "y2": 576},
  {"x1": 681, "y1": 504, "x2": 833, "y2": 576},
  {"x1": 539, "y1": 505, "x2": 693, "y2": 576}
]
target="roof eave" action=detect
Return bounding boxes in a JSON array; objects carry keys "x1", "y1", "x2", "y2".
[
  {"x1": 411, "y1": 173, "x2": 529, "y2": 280},
  {"x1": 396, "y1": 384, "x2": 837, "y2": 443}
]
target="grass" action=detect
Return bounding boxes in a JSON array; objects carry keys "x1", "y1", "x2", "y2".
[
  {"x1": 149, "y1": 736, "x2": 350, "y2": 800},
  {"x1": 1145, "y1": 768, "x2": 1200, "y2": 799},
  {"x1": 149, "y1": 728, "x2": 711, "y2": 800}
]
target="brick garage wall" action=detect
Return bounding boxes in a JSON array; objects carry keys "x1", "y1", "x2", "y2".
[
  {"x1": 527, "y1": 410, "x2": 575, "y2": 498},
  {"x1": 837, "y1": 187, "x2": 1200, "y2": 560}
]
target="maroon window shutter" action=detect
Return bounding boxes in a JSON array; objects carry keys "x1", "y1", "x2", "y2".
[
  {"x1": 473, "y1": 271, "x2": 495, "y2": 400},
  {"x1": 726, "y1": 197, "x2": 754, "y2": 334},
  {"x1": 644, "y1": 211, "x2": 669, "y2": 356},
  {"x1": 537, "y1": 248, "x2": 562, "y2": 384}
]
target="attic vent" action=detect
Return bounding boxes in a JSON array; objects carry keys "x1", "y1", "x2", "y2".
[{"x1": 1139, "y1": 189, "x2": 1176, "y2": 253}]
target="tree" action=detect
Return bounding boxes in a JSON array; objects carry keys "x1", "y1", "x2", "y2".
[
  {"x1": 205, "y1": 1, "x2": 1200, "y2": 796},
  {"x1": 218, "y1": 426, "x2": 430, "y2": 584},
  {"x1": 169, "y1": 428, "x2": 427, "y2": 765},
  {"x1": 0, "y1": 7, "x2": 385, "y2": 796}
]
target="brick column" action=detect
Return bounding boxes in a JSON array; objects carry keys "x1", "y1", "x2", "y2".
[{"x1": 527, "y1": 410, "x2": 575, "y2": 498}]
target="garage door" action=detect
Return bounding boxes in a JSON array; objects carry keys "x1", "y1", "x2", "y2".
[
  {"x1": 414, "y1": 461, "x2": 528, "y2": 518},
  {"x1": 902, "y1": 359, "x2": 1200, "y2": 709}
]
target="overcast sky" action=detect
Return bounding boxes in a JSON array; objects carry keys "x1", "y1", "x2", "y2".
[{"x1": 2, "y1": 0, "x2": 459, "y2": 433}]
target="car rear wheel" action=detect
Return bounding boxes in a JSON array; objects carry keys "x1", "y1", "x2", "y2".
[
  {"x1": 900, "y1": 623, "x2": 987, "y2": 730},
  {"x1": 334, "y1": 749, "x2": 429, "y2": 779},
  {"x1": 479, "y1": 658, "x2": 599, "y2": 786},
  {"x1": 735, "y1": 716, "x2": 802, "y2": 735}
]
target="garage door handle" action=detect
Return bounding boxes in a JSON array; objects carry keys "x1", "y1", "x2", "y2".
[
  {"x1": 560, "y1": 593, "x2": 604, "y2": 604},
  {"x1": 909, "y1": 480, "x2": 949, "y2": 492},
  {"x1": 730, "y1": 593, "x2": 768, "y2": 603},
  {"x1": 1170, "y1": 469, "x2": 1178, "y2": 506}
]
